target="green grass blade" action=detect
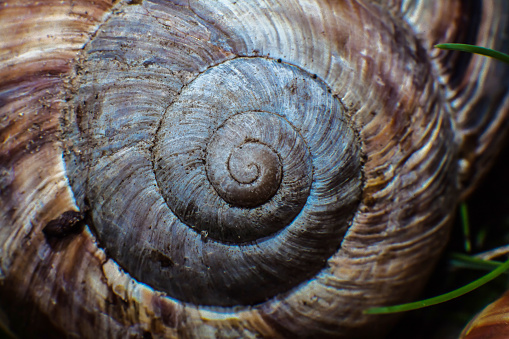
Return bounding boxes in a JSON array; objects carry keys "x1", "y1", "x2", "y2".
[
  {"x1": 450, "y1": 252, "x2": 502, "y2": 271},
  {"x1": 475, "y1": 227, "x2": 488, "y2": 249},
  {"x1": 435, "y1": 43, "x2": 509, "y2": 64},
  {"x1": 364, "y1": 257, "x2": 509, "y2": 315},
  {"x1": 460, "y1": 202, "x2": 472, "y2": 253}
]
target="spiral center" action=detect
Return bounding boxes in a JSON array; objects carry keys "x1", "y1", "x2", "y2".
[
  {"x1": 207, "y1": 122, "x2": 283, "y2": 207},
  {"x1": 229, "y1": 144, "x2": 263, "y2": 184}
]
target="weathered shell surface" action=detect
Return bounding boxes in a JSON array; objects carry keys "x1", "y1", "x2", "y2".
[{"x1": 1, "y1": 0, "x2": 508, "y2": 338}]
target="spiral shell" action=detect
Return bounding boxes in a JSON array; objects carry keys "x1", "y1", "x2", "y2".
[
  {"x1": 1, "y1": 0, "x2": 509, "y2": 338},
  {"x1": 68, "y1": 52, "x2": 363, "y2": 306}
]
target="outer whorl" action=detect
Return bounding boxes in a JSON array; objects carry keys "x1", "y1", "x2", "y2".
[{"x1": 1, "y1": 1, "x2": 509, "y2": 338}]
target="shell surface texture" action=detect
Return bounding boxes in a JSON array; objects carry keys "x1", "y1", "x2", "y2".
[{"x1": 1, "y1": 0, "x2": 509, "y2": 338}]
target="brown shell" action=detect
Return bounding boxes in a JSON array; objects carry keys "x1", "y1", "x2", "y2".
[
  {"x1": 1, "y1": 0, "x2": 508, "y2": 338},
  {"x1": 461, "y1": 290, "x2": 509, "y2": 339}
]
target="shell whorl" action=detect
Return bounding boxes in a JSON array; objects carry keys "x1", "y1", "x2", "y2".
[
  {"x1": 1, "y1": 0, "x2": 509, "y2": 338},
  {"x1": 68, "y1": 52, "x2": 363, "y2": 305}
]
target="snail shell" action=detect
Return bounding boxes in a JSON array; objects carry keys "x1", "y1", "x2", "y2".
[
  {"x1": 461, "y1": 290, "x2": 509, "y2": 339},
  {"x1": 1, "y1": 0, "x2": 508, "y2": 338}
]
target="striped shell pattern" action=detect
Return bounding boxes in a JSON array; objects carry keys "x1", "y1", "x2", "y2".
[{"x1": 1, "y1": 0, "x2": 509, "y2": 338}]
